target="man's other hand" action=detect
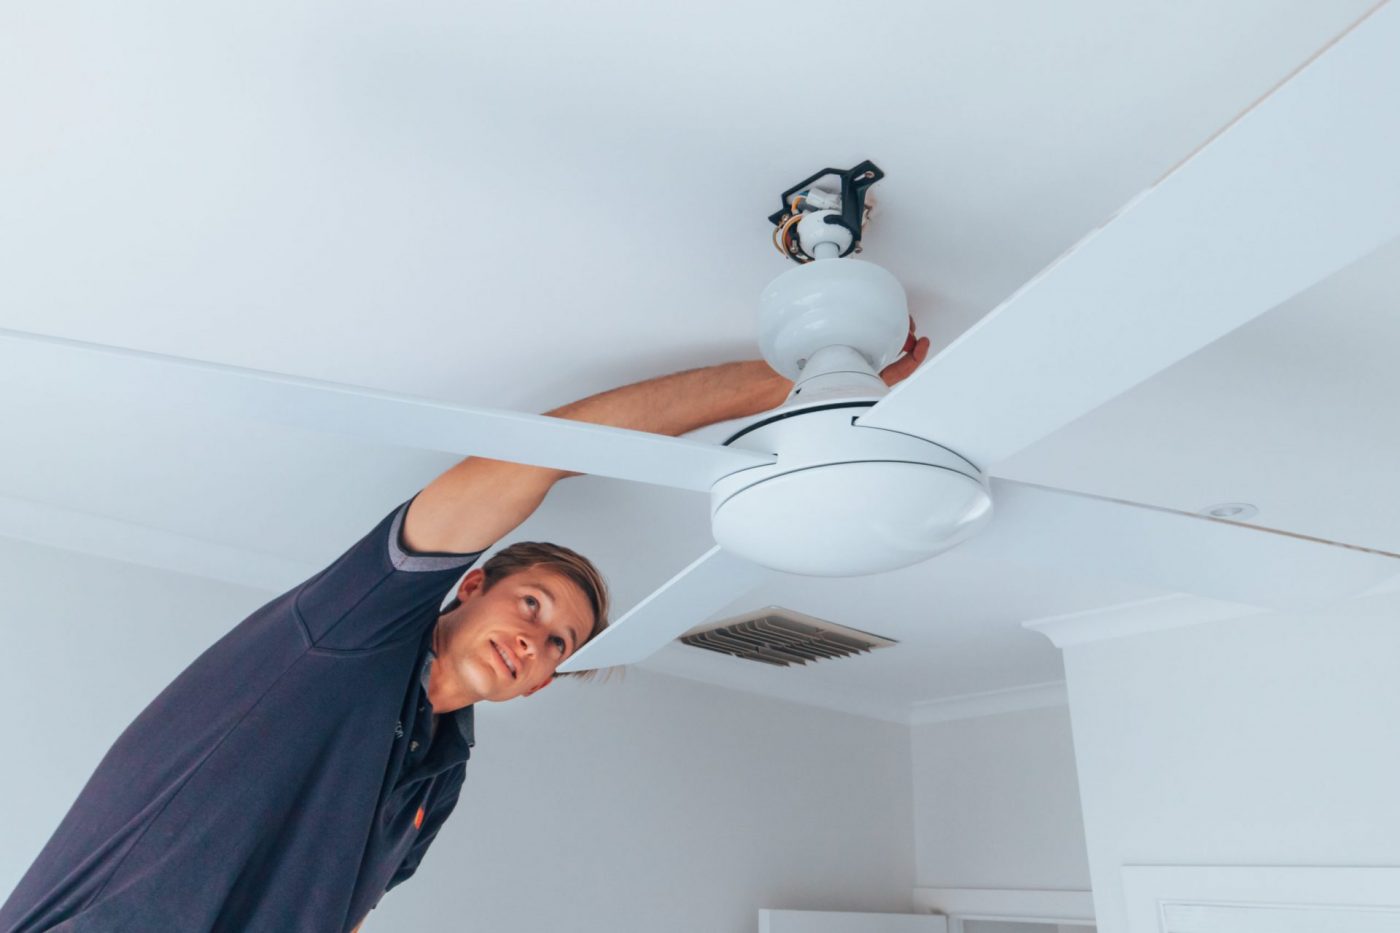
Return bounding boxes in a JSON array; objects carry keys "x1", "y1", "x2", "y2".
[{"x1": 879, "y1": 318, "x2": 931, "y2": 387}]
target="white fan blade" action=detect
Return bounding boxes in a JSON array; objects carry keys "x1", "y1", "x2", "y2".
[
  {"x1": 558, "y1": 546, "x2": 768, "y2": 672},
  {"x1": 964, "y1": 478, "x2": 1400, "y2": 610},
  {"x1": 0, "y1": 328, "x2": 772, "y2": 492},
  {"x1": 860, "y1": 4, "x2": 1400, "y2": 469}
]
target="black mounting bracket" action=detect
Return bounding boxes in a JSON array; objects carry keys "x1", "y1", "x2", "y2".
[{"x1": 767, "y1": 159, "x2": 884, "y2": 261}]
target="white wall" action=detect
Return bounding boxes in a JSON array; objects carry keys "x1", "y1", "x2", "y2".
[
  {"x1": 0, "y1": 539, "x2": 917, "y2": 931},
  {"x1": 1062, "y1": 590, "x2": 1400, "y2": 932},
  {"x1": 372, "y1": 668, "x2": 915, "y2": 932},
  {"x1": 0, "y1": 537, "x2": 274, "y2": 894},
  {"x1": 911, "y1": 706, "x2": 1091, "y2": 891}
]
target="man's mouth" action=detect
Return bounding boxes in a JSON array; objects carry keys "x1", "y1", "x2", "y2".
[{"x1": 490, "y1": 640, "x2": 518, "y2": 679}]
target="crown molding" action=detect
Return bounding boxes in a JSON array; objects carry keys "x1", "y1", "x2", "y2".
[
  {"x1": 643, "y1": 647, "x2": 1074, "y2": 727},
  {"x1": 640, "y1": 642, "x2": 913, "y2": 724},
  {"x1": 908, "y1": 681, "x2": 1068, "y2": 725},
  {"x1": 1022, "y1": 594, "x2": 1262, "y2": 648},
  {"x1": 0, "y1": 494, "x2": 315, "y2": 593}
]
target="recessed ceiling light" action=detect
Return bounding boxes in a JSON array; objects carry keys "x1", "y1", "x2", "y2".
[{"x1": 1200, "y1": 502, "x2": 1259, "y2": 521}]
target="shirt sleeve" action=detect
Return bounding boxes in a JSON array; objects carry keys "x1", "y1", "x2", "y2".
[
  {"x1": 385, "y1": 766, "x2": 466, "y2": 893},
  {"x1": 294, "y1": 500, "x2": 483, "y2": 651}
]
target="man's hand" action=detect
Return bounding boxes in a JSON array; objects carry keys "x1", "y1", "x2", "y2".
[
  {"x1": 880, "y1": 319, "x2": 931, "y2": 387},
  {"x1": 405, "y1": 323, "x2": 931, "y2": 554}
]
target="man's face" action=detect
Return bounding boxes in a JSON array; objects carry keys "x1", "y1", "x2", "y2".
[{"x1": 437, "y1": 566, "x2": 594, "y2": 704}]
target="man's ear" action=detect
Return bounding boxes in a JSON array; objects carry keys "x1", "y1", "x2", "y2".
[
  {"x1": 456, "y1": 567, "x2": 487, "y2": 602},
  {"x1": 524, "y1": 676, "x2": 553, "y2": 697}
]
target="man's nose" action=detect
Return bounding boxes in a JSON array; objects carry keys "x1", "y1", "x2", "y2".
[{"x1": 515, "y1": 631, "x2": 538, "y2": 658}]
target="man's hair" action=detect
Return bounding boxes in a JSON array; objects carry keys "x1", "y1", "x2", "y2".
[{"x1": 480, "y1": 541, "x2": 610, "y2": 679}]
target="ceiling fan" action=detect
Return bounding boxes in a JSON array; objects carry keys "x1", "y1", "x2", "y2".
[{"x1": 4, "y1": 4, "x2": 1399, "y2": 673}]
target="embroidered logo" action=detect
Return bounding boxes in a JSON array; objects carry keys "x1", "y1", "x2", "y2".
[
  {"x1": 394, "y1": 721, "x2": 404, "y2": 739},
  {"x1": 414, "y1": 807, "x2": 425, "y2": 830}
]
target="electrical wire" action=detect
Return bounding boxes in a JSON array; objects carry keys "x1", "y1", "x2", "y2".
[
  {"x1": 780, "y1": 212, "x2": 805, "y2": 262},
  {"x1": 772, "y1": 211, "x2": 803, "y2": 261},
  {"x1": 772, "y1": 218, "x2": 795, "y2": 257},
  {"x1": 771, "y1": 190, "x2": 820, "y2": 262}
]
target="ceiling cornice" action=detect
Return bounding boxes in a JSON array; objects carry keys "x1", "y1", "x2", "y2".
[
  {"x1": 908, "y1": 681, "x2": 1068, "y2": 725},
  {"x1": 1025, "y1": 574, "x2": 1400, "y2": 649},
  {"x1": 640, "y1": 642, "x2": 913, "y2": 724},
  {"x1": 1022, "y1": 593, "x2": 1262, "y2": 648},
  {"x1": 0, "y1": 494, "x2": 314, "y2": 593}
]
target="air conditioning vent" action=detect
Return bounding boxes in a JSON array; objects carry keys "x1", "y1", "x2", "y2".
[{"x1": 679, "y1": 606, "x2": 896, "y2": 667}]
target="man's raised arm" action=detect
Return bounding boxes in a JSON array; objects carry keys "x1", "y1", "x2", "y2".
[{"x1": 404, "y1": 343, "x2": 928, "y2": 555}]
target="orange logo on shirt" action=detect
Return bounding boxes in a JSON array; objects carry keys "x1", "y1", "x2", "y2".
[{"x1": 414, "y1": 807, "x2": 425, "y2": 830}]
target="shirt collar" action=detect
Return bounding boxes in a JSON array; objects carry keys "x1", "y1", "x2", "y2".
[{"x1": 423, "y1": 650, "x2": 475, "y2": 747}]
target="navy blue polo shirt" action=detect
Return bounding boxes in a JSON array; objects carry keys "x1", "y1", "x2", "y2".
[{"x1": 0, "y1": 502, "x2": 482, "y2": 933}]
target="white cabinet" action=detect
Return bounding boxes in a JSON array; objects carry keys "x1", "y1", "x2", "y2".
[{"x1": 759, "y1": 909, "x2": 948, "y2": 933}]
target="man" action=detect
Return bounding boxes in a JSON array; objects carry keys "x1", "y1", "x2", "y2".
[{"x1": 1, "y1": 338, "x2": 928, "y2": 933}]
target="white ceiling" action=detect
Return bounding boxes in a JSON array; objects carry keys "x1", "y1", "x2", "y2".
[{"x1": 1, "y1": 0, "x2": 1393, "y2": 720}]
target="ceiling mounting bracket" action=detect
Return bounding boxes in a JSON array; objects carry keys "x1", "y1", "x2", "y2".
[{"x1": 768, "y1": 159, "x2": 884, "y2": 263}]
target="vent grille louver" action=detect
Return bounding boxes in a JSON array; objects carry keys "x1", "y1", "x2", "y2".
[{"x1": 679, "y1": 607, "x2": 896, "y2": 666}]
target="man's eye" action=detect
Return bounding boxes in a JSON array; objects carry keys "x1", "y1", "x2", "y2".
[
  {"x1": 549, "y1": 635, "x2": 567, "y2": 654},
  {"x1": 523, "y1": 595, "x2": 539, "y2": 612}
]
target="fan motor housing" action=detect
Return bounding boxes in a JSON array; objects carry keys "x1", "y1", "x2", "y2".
[
  {"x1": 712, "y1": 402, "x2": 993, "y2": 576},
  {"x1": 758, "y1": 259, "x2": 909, "y2": 382}
]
